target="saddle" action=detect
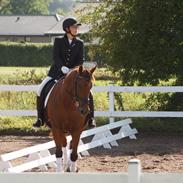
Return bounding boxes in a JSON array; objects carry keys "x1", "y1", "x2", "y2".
[
  {"x1": 39, "y1": 79, "x2": 56, "y2": 126},
  {"x1": 40, "y1": 77, "x2": 65, "y2": 127},
  {"x1": 40, "y1": 79, "x2": 56, "y2": 106}
]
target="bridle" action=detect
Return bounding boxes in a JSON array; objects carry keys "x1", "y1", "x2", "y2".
[{"x1": 66, "y1": 72, "x2": 91, "y2": 115}]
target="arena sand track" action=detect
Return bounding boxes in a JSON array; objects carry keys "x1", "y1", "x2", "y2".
[{"x1": 0, "y1": 134, "x2": 182, "y2": 173}]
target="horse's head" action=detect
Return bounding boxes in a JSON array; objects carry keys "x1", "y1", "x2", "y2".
[
  {"x1": 65, "y1": 65, "x2": 96, "y2": 116},
  {"x1": 74, "y1": 65, "x2": 96, "y2": 115}
]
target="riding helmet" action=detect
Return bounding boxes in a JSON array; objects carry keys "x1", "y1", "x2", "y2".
[{"x1": 62, "y1": 17, "x2": 81, "y2": 31}]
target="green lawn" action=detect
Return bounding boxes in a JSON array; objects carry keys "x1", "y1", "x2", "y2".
[{"x1": 0, "y1": 66, "x2": 48, "y2": 73}]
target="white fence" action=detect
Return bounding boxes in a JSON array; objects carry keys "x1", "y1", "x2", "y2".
[
  {"x1": 0, "y1": 159, "x2": 182, "y2": 183},
  {"x1": 0, "y1": 119, "x2": 137, "y2": 173},
  {"x1": 0, "y1": 85, "x2": 183, "y2": 121}
]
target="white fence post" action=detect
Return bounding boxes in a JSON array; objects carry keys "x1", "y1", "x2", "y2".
[
  {"x1": 109, "y1": 84, "x2": 115, "y2": 123},
  {"x1": 128, "y1": 159, "x2": 141, "y2": 183}
]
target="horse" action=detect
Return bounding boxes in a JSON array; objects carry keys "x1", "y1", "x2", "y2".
[{"x1": 46, "y1": 65, "x2": 96, "y2": 172}]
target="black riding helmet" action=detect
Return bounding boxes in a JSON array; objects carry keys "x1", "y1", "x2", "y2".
[{"x1": 62, "y1": 17, "x2": 81, "y2": 32}]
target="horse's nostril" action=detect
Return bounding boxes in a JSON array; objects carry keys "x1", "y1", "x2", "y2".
[
  {"x1": 81, "y1": 110, "x2": 86, "y2": 115},
  {"x1": 79, "y1": 108, "x2": 88, "y2": 115}
]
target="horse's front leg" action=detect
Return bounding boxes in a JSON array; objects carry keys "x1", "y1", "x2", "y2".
[
  {"x1": 56, "y1": 144, "x2": 68, "y2": 172},
  {"x1": 62, "y1": 144, "x2": 69, "y2": 172},
  {"x1": 55, "y1": 146, "x2": 63, "y2": 172},
  {"x1": 53, "y1": 129, "x2": 67, "y2": 172},
  {"x1": 69, "y1": 132, "x2": 81, "y2": 172}
]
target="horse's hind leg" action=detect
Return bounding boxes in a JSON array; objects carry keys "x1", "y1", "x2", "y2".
[
  {"x1": 69, "y1": 132, "x2": 81, "y2": 172},
  {"x1": 52, "y1": 129, "x2": 67, "y2": 172}
]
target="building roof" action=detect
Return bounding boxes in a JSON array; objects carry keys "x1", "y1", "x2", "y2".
[
  {"x1": 0, "y1": 15, "x2": 90, "y2": 36},
  {"x1": 45, "y1": 20, "x2": 91, "y2": 35}
]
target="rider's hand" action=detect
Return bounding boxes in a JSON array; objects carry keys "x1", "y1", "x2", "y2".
[{"x1": 61, "y1": 66, "x2": 70, "y2": 74}]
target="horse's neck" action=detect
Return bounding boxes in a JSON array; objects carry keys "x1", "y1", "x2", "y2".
[{"x1": 62, "y1": 76, "x2": 75, "y2": 99}]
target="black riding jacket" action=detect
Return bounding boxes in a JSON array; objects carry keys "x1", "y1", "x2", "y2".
[{"x1": 48, "y1": 34, "x2": 84, "y2": 79}]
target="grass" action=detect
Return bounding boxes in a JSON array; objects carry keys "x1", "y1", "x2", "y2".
[
  {"x1": 0, "y1": 66, "x2": 48, "y2": 84},
  {"x1": 0, "y1": 66, "x2": 47, "y2": 74},
  {"x1": 0, "y1": 66, "x2": 183, "y2": 136}
]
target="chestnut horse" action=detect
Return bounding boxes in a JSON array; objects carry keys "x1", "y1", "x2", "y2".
[{"x1": 46, "y1": 65, "x2": 96, "y2": 172}]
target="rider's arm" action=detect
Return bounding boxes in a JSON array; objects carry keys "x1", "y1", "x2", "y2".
[
  {"x1": 76, "y1": 41, "x2": 84, "y2": 66},
  {"x1": 52, "y1": 38, "x2": 64, "y2": 68}
]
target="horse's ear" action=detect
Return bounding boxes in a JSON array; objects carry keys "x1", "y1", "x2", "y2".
[
  {"x1": 79, "y1": 65, "x2": 83, "y2": 74},
  {"x1": 90, "y1": 65, "x2": 97, "y2": 75}
]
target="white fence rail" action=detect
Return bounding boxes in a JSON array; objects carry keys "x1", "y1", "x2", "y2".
[
  {"x1": 0, "y1": 85, "x2": 183, "y2": 120},
  {"x1": 0, "y1": 119, "x2": 137, "y2": 173},
  {"x1": 0, "y1": 159, "x2": 182, "y2": 183}
]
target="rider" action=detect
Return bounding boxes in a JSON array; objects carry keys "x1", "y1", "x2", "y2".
[{"x1": 33, "y1": 17, "x2": 96, "y2": 129}]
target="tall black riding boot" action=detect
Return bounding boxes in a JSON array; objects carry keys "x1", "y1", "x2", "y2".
[
  {"x1": 33, "y1": 96, "x2": 44, "y2": 128},
  {"x1": 87, "y1": 92, "x2": 96, "y2": 128}
]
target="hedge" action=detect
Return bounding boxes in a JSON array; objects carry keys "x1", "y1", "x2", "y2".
[
  {"x1": 0, "y1": 42, "x2": 52, "y2": 66},
  {"x1": 0, "y1": 42, "x2": 103, "y2": 67}
]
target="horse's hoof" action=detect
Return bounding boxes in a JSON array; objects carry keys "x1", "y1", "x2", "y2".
[
  {"x1": 68, "y1": 166, "x2": 79, "y2": 172},
  {"x1": 76, "y1": 167, "x2": 79, "y2": 172}
]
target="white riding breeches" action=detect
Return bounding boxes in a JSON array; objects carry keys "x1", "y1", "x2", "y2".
[{"x1": 37, "y1": 76, "x2": 52, "y2": 96}]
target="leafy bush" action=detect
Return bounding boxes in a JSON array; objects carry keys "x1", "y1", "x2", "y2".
[
  {"x1": 0, "y1": 42, "x2": 103, "y2": 67},
  {"x1": 0, "y1": 42, "x2": 52, "y2": 66}
]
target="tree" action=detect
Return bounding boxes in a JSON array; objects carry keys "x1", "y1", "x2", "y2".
[
  {"x1": 0, "y1": 0, "x2": 9, "y2": 13},
  {"x1": 86, "y1": 0, "x2": 183, "y2": 86},
  {"x1": 0, "y1": 0, "x2": 51, "y2": 15},
  {"x1": 49, "y1": 0, "x2": 74, "y2": 14},
  {"x1": 80, "y1": 0, "x2": 183, "y2": 110}
]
